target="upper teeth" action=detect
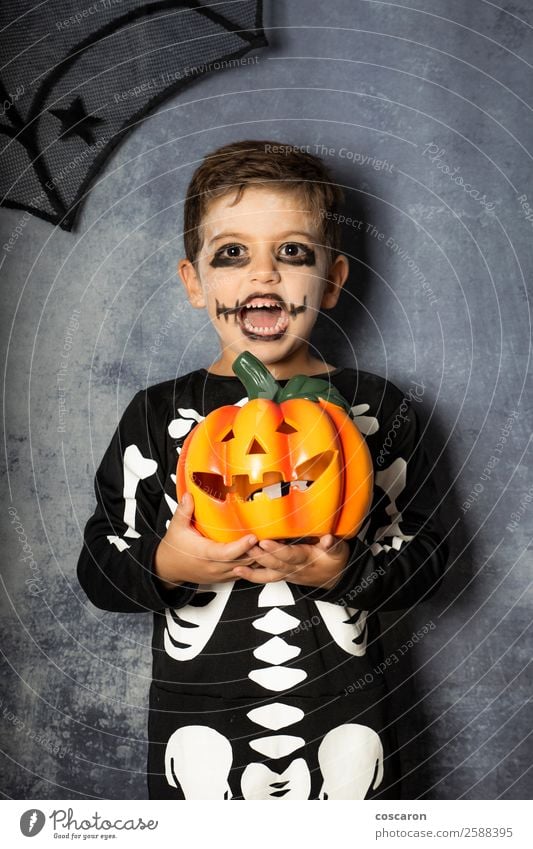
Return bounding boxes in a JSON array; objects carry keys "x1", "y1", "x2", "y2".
[{"x1": 245, "y1": 300, "x2": 281, "y2": 309}]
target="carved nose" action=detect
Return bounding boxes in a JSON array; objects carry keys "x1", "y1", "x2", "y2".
[{"x1": 247, "y1": 437, "x2": 267, "y2": 454}]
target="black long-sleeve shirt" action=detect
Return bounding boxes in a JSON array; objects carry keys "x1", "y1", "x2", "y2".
[{"x1": 77, "y1": 366, "x2": 448, "y2": 800}]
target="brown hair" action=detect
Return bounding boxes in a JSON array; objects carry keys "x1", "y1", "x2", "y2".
[{"x1": 183, "y1": 140, "x2": 344, "y2": 263}]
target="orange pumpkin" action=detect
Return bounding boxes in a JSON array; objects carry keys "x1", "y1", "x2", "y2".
[{"x1": 176, "y1": 352, "x2": 373, "y2": 542}]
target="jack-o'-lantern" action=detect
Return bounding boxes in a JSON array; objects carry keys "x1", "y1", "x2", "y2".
[{"x1": 176, "y1": 352, "x2": 373, "y2": 542}]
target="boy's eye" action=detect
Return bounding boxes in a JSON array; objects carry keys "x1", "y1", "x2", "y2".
[
  {"x1": 210, "y1": 243, "x2": 249, "y2": 267},
  {"x1": 279, "y1": 243, "x2": 304, "y2": 256},
  {"x1": 278, "y1": 243, "x2": 316, "y2": 265},
  {"x1": 224, "y1": 244, "x2": 245, "y2": 257}
]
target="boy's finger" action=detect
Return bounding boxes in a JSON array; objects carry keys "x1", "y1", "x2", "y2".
[
  {"x1": 248, "y1": 550, "x2": 285, "y2": 570},
  {"x1": 232, "y1": 565, "x2": 283, "y2": 584},
  {"x1": 212, "y1": 534, "x2": 257, "y2": 562},
  {"x1": 257, "y1": 540, "x2": 308, "y2": 564},
  {"x1": 176, "y1": 491, "x2": 194, "y2": 523}
]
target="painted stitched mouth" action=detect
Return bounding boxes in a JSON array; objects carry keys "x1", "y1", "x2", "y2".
[{"x1": 191, "y1": 451, "x2": 335, "y2": 502}]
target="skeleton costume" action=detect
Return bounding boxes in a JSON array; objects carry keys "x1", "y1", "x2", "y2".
[{"x1": 77, "y1": 366, "x2": 448, "y2": 800}]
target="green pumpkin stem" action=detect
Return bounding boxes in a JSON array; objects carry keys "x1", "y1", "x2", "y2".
[
  {"x1": 232, "y1": 351, "x2": 280, "y2": 400},
  {"x1": 232, "y1": 351, "x2": 352, "y2": 414}
]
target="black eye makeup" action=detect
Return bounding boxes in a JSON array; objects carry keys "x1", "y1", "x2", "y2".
[
  {"x1": 209, "y1": 241, "x2": 317, "y2": 268},
  {"x1": 277, "y1": 242, "x2": 316, "y2": 266},
  {"x1": 210, "y1": 244, "x2": 249, "y2": 268}
]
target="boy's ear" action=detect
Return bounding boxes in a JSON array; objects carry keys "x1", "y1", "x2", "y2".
[
  {"x1": 178, "y1": 259, "x2": 206, "y2": 308},
  {"x1": 321, "y1": 254, "x2": 349, "y2": 309}
]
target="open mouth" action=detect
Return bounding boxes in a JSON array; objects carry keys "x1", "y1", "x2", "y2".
[
  {"x1": 238, "y1": 296, "x2": 290, "y2": 340},
  {"x1": 191, "y1": 451, "x2": 334, "y2": 502}
]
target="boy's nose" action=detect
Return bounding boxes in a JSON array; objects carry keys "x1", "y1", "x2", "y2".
[
  {"x1": 248, "y1": 255, "x2": 282, "y2": 285},
  {"x1": 249, "y1": 267, "x2": 282, "y2": 285}
]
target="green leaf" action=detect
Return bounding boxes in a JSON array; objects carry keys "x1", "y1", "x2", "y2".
[{"x1": 279, "y1": 376, "x2": 352, "y2": 413}]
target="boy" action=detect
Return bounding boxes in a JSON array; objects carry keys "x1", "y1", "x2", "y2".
[{"x1": 77, "y1": 140, "x2": 448, "y2": 800}]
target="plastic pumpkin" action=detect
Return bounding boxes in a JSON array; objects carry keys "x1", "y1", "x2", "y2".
[{"x1": 176, "y1": 351, "x2": 373, "y2": 542}]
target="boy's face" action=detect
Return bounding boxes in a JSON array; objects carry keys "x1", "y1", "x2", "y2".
[{"x1": 178, "y1": 187, "x2": 348, "y2": 373}]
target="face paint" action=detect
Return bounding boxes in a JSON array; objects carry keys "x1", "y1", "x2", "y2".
[
  {"x1": 210, "y1": 245, "x2": 249, "y2": 268},
  {"x1": 277, "y1": 243, "x2": 316, "y2": 266},
  {"x1": 215, "y1": 294, "x2": 308, "y2": 322},
  {"x1": 209, "y1": 242, "x2": 316, "y2": 269},
  {"x1": 187, "y1": 187, "x2": 336, "y2": 372}
]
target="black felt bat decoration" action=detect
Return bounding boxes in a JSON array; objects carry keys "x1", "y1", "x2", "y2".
[{"x1": 0, "y1": 1, "x2": 267, "y2": 230}]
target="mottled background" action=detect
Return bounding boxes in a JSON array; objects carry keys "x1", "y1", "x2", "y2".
[{"x1": 1, "y1": 0, "x2": 531, "y2": 800}]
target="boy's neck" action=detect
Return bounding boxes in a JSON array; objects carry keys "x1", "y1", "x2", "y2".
[{"x1": 206, "y1": 347, "x2": 336, "y2": 380}]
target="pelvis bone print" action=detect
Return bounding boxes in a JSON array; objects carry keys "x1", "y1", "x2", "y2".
[{"x1": 164, "y1": 722, "x2": 384, "y2": 800}]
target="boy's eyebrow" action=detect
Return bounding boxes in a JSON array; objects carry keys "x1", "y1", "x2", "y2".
[{"x1": 208, "y1": 230, "x2": 318, "y2": 245}]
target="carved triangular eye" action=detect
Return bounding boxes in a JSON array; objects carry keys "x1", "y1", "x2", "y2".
[
  {"x1": 247, "y1": 437, "x2": 267, "y2": 454},
  {"x1": 276, "y1": 420, "x2": 298, "y2": 434},
  {"x1": 220, "y1": 428, "x2": 235, "y2": 442}
]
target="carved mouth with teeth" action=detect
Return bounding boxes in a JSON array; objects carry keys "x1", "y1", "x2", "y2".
[{"x1": 190, "y1": 450, "x2": 334, "y2": 502}]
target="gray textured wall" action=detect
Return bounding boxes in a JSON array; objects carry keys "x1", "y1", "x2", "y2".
[{"x1": 1, "y1": 0, "x2": 531, "y2": 800}]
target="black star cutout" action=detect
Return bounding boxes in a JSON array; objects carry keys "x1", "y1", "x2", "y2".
[{"x1": 49, "y1": 95, "x2": 104, "y2": 145}]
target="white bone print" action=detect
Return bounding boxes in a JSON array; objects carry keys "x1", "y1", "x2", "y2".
[
  {"x1": 248, "y1": 666, "x2": 307, "y2": 691},
  {"x1": 258, "y1": 581, "x2": 295, "y2": 607},
  {"x1": 122, "y1": 445, "x2": 158, "y2": 538},
  {"x1": 165, "y1": 726, "x2": 233, "y2": 799},
  {"x1": 168, "y1": 408, "x2": 204, "y2": 441},
  {"x1": 253, "y1": 636, "x2": 301, "y2": 665},
  {"x1": 247, "y1": 703, "x2": 304, "y2": 731},
  {"x1": 350, "y1": 403, "x2": 379, "y2": 435},
  {"x1": 241, "y1": 758, "x2": 311, "y2": 800},
  {"x1": 164, "y1": 582, "x2": 234, "y2": 661},
  {"x1": 371, "y1": 458, "x2": 415, "y2": 554},
  {"x1": 168, "y1": 400, "x2": 247, "y2": 452},
  {"x1": 314, "y1": 600, "x2": 369, "y2": 656},
  {"x1": 164, "y1": 492, "x2": 178, "y2": 515},
  {"x1": 106, "y1": 445, "x2": 157, "y2": 548},
  {"x1": 317, "y1": 724, "x2": 384, "y2": 799},
  {"x1": 250, "y1": 606, "x2": 307, "y2": 691},
  {"x1": 249, "y1": 735, "x2": 305, "y2": 758}
]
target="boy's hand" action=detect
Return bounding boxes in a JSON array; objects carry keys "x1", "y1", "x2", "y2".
[
  {"x1": 154, "y1": 492, "x2": 258, "y2": 589},
  {"x1": 233, "y1": 535, "x2": 350, "y2": 590}
]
